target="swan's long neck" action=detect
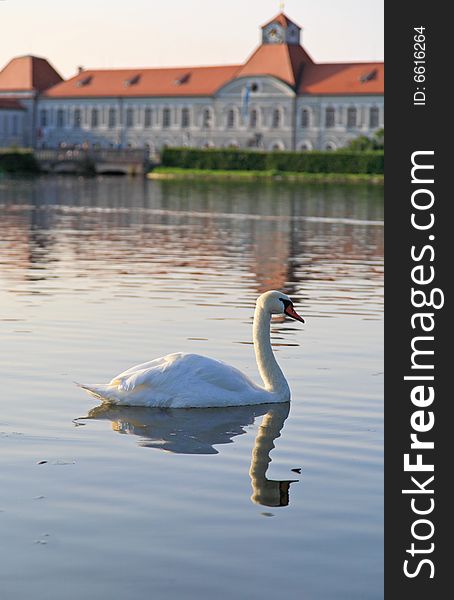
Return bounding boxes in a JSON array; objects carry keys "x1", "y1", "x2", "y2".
[{"x1": 253, "y1": 302, "x2": 290, "y2": 398}]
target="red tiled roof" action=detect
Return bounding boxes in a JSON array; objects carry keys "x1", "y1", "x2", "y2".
[
  {"x1": 3, "y1": 13, "x2": 382, "y2": 99},
  {"x1": 236, "y1": 43, "x2": 313, "y2": 88},
  {"x1": 0, "y1": 55, "x2": 63, "y2": 92},
  {"x1": 0, "y1": 98, "x2": 25, "y2": 110},
  {"x1": 262, "y1": 12, "x2": 301, "y2": 30},
  {"x1": 43, "y1": 64, "x2": 240, "y2": 98},
  {"x1": 299, "y1": 62, "x2": 384, "y2": 95}
]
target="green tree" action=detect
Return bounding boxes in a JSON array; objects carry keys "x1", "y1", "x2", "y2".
[{"x1": 345, "y1": 128, "x2": 384, "y2": 151}]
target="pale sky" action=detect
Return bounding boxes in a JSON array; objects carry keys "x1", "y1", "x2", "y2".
[{"x1": 0, "y1": 0, "x2": 384, "y2": 79}]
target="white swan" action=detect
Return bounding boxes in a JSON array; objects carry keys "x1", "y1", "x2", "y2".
[{"x1": 78, "y1": 290, "x2": 304, "y2": 408}]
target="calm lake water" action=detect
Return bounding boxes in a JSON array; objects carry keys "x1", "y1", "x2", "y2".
[{"x1": 0, "y1": 176, "x2": 383, "y2": 600}]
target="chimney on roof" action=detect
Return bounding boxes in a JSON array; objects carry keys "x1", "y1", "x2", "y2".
[{"x1": 77, "y1": 66, "x2": 84, "y2": 74}]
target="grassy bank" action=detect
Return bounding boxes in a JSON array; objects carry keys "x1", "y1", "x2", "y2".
[{"x1": 148, "y1": 166, "x2": 384, "y2": 184}]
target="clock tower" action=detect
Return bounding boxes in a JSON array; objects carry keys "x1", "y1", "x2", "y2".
[{"x1": 261, "y1": 13, "x2": 301, "y2": 45}]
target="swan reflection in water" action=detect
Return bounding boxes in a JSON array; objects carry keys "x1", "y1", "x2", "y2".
[{"x1": 80, "y1": 402, "x2": 298, "y2": 507}]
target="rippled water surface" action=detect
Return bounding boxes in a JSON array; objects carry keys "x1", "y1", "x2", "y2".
[{"x1": 0, "y1": 176, "x2": 383, "y2": 599}]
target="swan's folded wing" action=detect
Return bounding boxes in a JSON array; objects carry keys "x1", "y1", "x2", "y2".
[
  {"x1": 188, "y1": 355, "x2": 259, "y2": 392},
  {"x1": 116, "y1": 368, "x2": 154, "y2": 392},
  {"x1": 112, "y1": 353, "x2": 186, "y2": 392},
  {"x1": 111, "y1": 353, "x2": 259, "y2": 397},
  {"x1": 111, "y1": 354, "x2": 181, "y2": 382}
]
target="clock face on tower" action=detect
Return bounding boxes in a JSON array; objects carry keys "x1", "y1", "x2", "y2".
[{"x1": 263, "y1": 23, "x2": 285, "y2": 44}]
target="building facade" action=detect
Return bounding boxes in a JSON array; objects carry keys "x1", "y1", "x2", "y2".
[
  {"x1": 0, "y1": 12, "x2": 383, "y2": 152},
  {"x1": 0, "y1": 99, "x2": 27, "y2": 147}
]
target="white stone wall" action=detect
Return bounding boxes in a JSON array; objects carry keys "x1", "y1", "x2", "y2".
[
  {"x1": 35, "y1": 78, "x2": 384, "y2": 152},
  {"x1": 0, "y1": 107, "x2": 27, "y2": 148},
  {"x1": 0, "y1": 92, "x2": 36, "y2": 147},
  {"x1": 295, "y1": 95, "x2": 384, "y2": 150}
]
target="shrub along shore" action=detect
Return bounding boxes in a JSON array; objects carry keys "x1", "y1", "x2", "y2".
[
  {"x1": 151, "y1": 147, "x2": 384, "y2": 183},
  {"x1": 0, "y1": 149, "x2": 39, "y2": 174}
]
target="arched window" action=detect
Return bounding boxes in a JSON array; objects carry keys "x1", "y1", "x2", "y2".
[
  {"x1": 325, "y1": 107, "x2": 335, "y2": 128},
  {"x1": 56, "y1": 109, "x2": 65, "y2": 128},
  {"x1": 91, "y1": 108, "x2": 99, "y2": 128},
  {"x1": 325, "y1": 141, "x2": 337, "y2": 151},
  {"x1": 162, "y1": 108, "x2": 171, "y2": 128},
  {"x1": 126, "y1": 107, "x2": 134, "y2": 127},
  {"x1": 299, "y1": 141, "x2": 312, "y2": 151},
  {"x1": 272, "y1": 108, "x2": 281, "y2": 128},
  {"x1": 202, "y1": 108, "x2": 212, "y2": 129},
  {"x1": 249, "y1": 109, "x2": 258, "y2": 129},
  {"x1": 108, "y1": 108, "x2": 116, "y2": 128},
  {"x1": 227, "y1": 109, "x2": 235, "y2": 128},
  {"x1": 301, "y1": 109, "x2": 310, "y2": 128},
  {"x1": 73, "y1": 108, "x2": 81, "y2": 128},
  {"x1": 144, "y1": 108, "x2": 152, "y2": 128},
  {"x1": 347, "y1": 107, "x2": 357, "y2": 128},
  {"x1": 40, "y1": 109, "x2": 48, "y2": 127},
  {"x1": 181, "y1": 108, "x2": 190, "y2": 128},
  {"x1": 369, "y1": 107, "x2": 379, "y2": 128}
]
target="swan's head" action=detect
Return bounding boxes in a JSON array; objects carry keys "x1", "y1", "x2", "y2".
[{"x1": 257, "y1": 290, "x2": 305, "y2": 323}]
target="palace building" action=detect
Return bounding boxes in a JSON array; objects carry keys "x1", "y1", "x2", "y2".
[{"x1": 0, "y1": 12, "x2": 383, "y2": 152}]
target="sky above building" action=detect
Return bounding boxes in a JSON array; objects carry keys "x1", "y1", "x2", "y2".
[{"x1": 0, "y1": 0, "x2": 384, "y2": 79}]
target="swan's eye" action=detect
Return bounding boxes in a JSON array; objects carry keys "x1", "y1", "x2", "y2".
[{"x1": 280, "y1": 298, "x2": 291, "y2": 308}]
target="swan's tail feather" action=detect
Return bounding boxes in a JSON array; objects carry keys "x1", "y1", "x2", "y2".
[{"x1": 76, "y1": 382, "x2": 121, "y2": 404}]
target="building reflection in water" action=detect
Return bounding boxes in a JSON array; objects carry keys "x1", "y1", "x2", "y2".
[
  {"x1": 0, "y1": 177, "x2": 383, "y2": 311},
  {"x1": 80, "y1": 401, "x2": 296, "y2": 507}
]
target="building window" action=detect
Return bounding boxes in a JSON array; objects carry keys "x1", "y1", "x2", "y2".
[
  {"x1": 91, "y1": 108, "x2": 99, "y2": 128},
  {"x1": 163, "y1": 108, "x2": 171, "y2": 128},
  {"x1": 56, "y1": 109, "x2": 65, "y2": 128},
  {"x1": 108, "y1": 108, "x2": 116, "y2": 128},
  {"x1": 202, "y1": 108, "x2": 212, "y2": 129},
  {"x1": 347, "y1": 107, "x2": 357, "y2": 128},
  {"x1": 272, "y1": 108, "x2": 281, "y2": 128},
  {"x1": 369, "y1": 107, "x2": 379, "y2": 128},
  {"x1": 301, "y1": 108, "x2": 310, "y2": 128},
  {"x1": 181, "y1": 107, "x2": 190, "y2": 128},
  {"x1": 144, "y1": 108, "x2": 152, "y2": 128},
  {"x1": 73, "y1": 108, "x2": 81, "y2": 128},
  {"x1": 249, "y1": 109, "x2": 258, "y2": 129},
  {"x1": 226, "y1": 109, "x2": 235, "y2": 129},
  {"x1": 126, "y1": 107, "x2": 134, "y2": 127},
  {"x1": 325, "y1": 107, "x2": 335, "y2": 128},
  {"x1": 40, "y1": 109, "x2": 48, "y2": 128}
]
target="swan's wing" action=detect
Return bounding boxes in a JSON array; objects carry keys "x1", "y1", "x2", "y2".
[
  {"x1": 111, "y1": 354, "x2": 180, "y2": 382},
  {"x1": 112, "y1": 353, "x2": 259, "y2": 395},
  {"x1": 185, "y1": 354, "x2": 259, "y2": 392}
]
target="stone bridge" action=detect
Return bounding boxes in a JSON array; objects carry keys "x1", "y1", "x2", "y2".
[{"x1": 35, "y1": 148, "x2": 150, "y2": 175}]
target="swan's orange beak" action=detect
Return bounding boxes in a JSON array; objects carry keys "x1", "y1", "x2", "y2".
[{"x1": 284, "y1": 304, "x2": 305, "y2": 323}]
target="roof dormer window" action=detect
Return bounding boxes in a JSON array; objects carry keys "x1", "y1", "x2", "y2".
[
  {"x1": 359, "y1": 69, "x2": 378, "y2": 84},
  {"x1": 174, "y1": 73, "x2": 191, "y2": 86},
  {"x1": 124, "y1": 74, "x2": 141, "y2": 87},
  {"x1": 76, "y1": 75, "x2": 92, "y2": 87}
]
